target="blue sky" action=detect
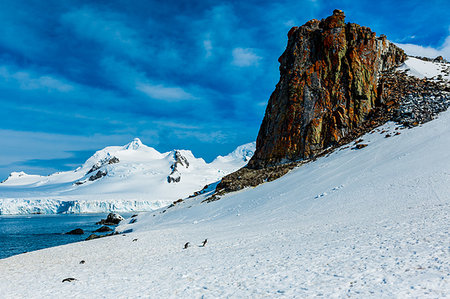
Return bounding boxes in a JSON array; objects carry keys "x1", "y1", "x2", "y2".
[{"x1": 0, "y1": 0, "x2": 449, "y2": 179}]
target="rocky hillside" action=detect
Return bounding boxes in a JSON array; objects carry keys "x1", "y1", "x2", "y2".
[
  {"x1": 210, "y1": 10, "x2": 449, "y2": 198},
  {"x1": 248, "y1": 9, "x2": 405, "y2": 169}
]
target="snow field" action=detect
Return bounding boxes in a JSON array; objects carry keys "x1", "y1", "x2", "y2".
[{"x1": 1, "y1": 108, "x2": 449, "y2": 297}]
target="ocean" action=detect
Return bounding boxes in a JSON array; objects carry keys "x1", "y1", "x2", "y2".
[{"x1": 0, "y1": 213, "x2": 131, "y2": 259}]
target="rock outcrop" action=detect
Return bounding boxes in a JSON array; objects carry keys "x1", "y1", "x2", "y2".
[
  {"x1": 204, "y1": 10, "x2": 450, "y2": 201},
  {"x1": 247, "y1": 9, "x2": 406, "y2": 169},
  {"x1": 96, "y1": 213, "x2": 124, "y2": 225},
  {"x1": 87, "y1": 156, "x2": 119, "y2": 175},
  {"x1": 167, "y1": 151, "x2": 190, "y2": 183},
  {"x1": 65, "y1": 228, "x2": 84, "y2": 235}
]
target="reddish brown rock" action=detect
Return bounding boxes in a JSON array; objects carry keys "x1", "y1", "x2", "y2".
[{"x1": 247, "y1": 10, "x2": 406, "y2": 169}]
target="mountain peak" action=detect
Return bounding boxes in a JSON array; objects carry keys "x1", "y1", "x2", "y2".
[{"x1": 124, "y1": 138, "x2": 144, "y2": 150}]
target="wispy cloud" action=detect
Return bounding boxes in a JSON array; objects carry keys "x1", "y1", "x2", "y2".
[
  {"x1": 232, "y1": 48, "x2": 262, "y2": 67},
  {"x1": 136, "y1": 82, "x2": 195, "y2": 101},
  {"x1": 0, "y1": 66, "x2": 73, "y2": 92}
]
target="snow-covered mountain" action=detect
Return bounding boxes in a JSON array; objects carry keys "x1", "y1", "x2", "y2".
[{"x1": 0, "y1": 139, "x2": 255, "y2": 214}]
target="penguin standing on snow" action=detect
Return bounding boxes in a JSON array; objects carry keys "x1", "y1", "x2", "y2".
[
  {"x1": 201, "y1": 239, "x2": 207, "y2": 247},
  {"x1": 183, "y1": 242, "x2": 190, "y2": 249}
]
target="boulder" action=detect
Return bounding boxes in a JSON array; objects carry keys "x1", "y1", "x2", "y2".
[
  {"x1": 65, "y1": 228, "x2": 84, "y2": 235},
  {"x1": 94, "y1": 226, "x2": 113, "y2": 233},
  {"x1": 96, "y1": 213, "x2": 124, "y2": 225},
  {"x1": 85, "y1": 234, "x2": 100, "y2": 241}
]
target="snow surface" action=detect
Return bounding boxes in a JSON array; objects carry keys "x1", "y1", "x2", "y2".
[
  {"x1": 0, "y1": 139, "x2": 255, "y2": 214},
  {"x1": 398, "y1": 57, "x2": 450, "y2": 81},
  {"x1": 1, "y1": 109, "x2": 449, "y2": 298}
]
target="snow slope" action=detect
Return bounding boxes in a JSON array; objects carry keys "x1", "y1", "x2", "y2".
[
  {"x1": 1, "y1": 107, "x2": 449, "y2": 297},
  {"x1": 0, "y1": 139, "x2": 255, "y2": 214},
  {"x1": 398, "y1": 56, "x2": 450, "y2": 81}
]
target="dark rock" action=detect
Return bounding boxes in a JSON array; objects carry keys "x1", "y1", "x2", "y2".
[
  {"x1": 89, "y1": 170, "x2": 107, "y2": 181},
  {"x1": 108, "y1": 156, "x2": 120, "y2": 164},
  {"x1": 85, "y1": 234, "x2": 99, "y2": 240},
  {"x1": 211, "y1": 163, "x2": 298, "y2": 199},
  {"x1": 87, "y1": 156, "x2": 120, "y2": 175},
  {"x1": 131, "y1": 214, "x2": 138, "y2": 218},
  {"x1": 129, "y1": 218, "x2": 137, "y2": 224},
  {"x1": 167, "y1": 151, "x2": 189, "y2": 183},
  {"x1": 433, "y1": 56, "x2": 445, "y2": 63},
  {"x1": 167, "y1": 172, "x2": 181, "y2": 183},
  {"x1": 65, "y1": 228, "x2": 84, "y2": 235},
  {"x1": 94, "y1": 226, "x2": 113, "y2": 233},
  {"x1": 132, "y1": 238, "x2": 138, "y2": 242},
  {"x1": 96, "y1": 213, "x2": 124, "y2": 225},
  {"x1": 354, "y1": 144, "x2": 368, "y2": 149}
]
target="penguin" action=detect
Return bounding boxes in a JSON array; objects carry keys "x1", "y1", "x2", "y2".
[
  {"x1": 132, "y1": 238, "x2": 138, "y2": 242},
  {"x1": 79, "y1": 260, "x2": 85, "y2": 264},
  {"x1": 201, "y1": 239, "x2": 208, "y2": 247},
  {"x1": 183, "y1": 242, "x2": 190, "y2": 249},
  {"x1": 62, "y1": 278, "x2": 77, "y2": 283}
]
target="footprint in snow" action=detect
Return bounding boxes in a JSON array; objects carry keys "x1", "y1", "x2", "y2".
[
  {"x1": 315, "y1": 185, "x2": 344, "y2": 199},
  {"x1": 315, "y1": 192, "x2": 327, "y2": 199}
]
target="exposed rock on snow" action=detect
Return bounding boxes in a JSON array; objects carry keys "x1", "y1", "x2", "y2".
[
  {"x1": 88, "y1": 170, "x2": 107, "y2": 181},
  {"x1": 87, "y1": 156, "x2": 119, "y2": 175},
  {"x1": 96, "y1": 213, "x2": 124, "y2": 225},
  {"x1": 167, "y1": 151, "x2": 190, "y2": 183}
]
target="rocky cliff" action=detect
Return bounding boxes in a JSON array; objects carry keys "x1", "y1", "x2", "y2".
[{"x1": 247, "y1": 9, "x2": 406, "y2": 169}]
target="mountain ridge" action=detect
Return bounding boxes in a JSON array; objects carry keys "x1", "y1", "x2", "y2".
[{"x1": 0, "y1": 140, "x2": 255, "y2": 214}]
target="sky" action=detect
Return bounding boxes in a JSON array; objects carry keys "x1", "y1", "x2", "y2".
[{"x1": 0, "y1": 0, "x2": 449, "y2": 179}]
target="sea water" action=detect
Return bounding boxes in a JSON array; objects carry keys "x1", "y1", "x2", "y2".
[{"x1": 0, "y1": 213, "x2": 131, "y2": 259}]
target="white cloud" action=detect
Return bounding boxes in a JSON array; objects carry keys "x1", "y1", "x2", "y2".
[
  {"x1": 231, "y1": 48, "x2": 262, "y2": 67},
  {"x1": 0, "y1": 66, "x2": 73, "y2": 92},
  {"x1": 396, "y1": 35, "x2": 450, "y2": 60},
  {"x1": 136, "y1": 82, "x2": 194, "y2": 102}
]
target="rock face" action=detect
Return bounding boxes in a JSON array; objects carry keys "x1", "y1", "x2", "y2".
[
  {"x1": 247, "y1": 10, "x2": 406, "y2": 169},
  {"x1": 167, "y1": 151, "x2": 190, "y2": 183}
]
